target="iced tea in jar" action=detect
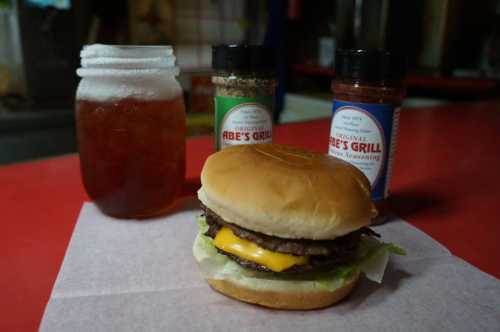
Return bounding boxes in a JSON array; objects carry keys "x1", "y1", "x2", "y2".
[{"x1": 76, "y1": 45, "x2": 186, "y2": 218}]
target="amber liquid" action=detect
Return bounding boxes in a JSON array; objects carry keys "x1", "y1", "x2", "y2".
[{"x1": 76, "y1": 97, "x2": 186, "y2": 218}]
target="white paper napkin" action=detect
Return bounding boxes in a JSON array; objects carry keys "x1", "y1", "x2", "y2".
[{"x1": 40, "y1": 199, "x2": 500, "y2": 332}]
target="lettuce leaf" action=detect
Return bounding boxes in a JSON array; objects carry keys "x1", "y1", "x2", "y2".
[
  {"x1": 193, "y1": 217, "x2": 404, "y2": 291},
  {"x1": 355, "y1": 236, "x2": 405, "y2": 283}
]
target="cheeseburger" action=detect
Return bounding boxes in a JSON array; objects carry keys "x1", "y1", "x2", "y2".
[{"x1": 193, "y1": 144, "x2": 403, "y2": 309}]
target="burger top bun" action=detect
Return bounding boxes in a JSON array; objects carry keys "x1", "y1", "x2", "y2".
[{"x1": 198, "y1": 144, "x2": 377, "y2": 240}]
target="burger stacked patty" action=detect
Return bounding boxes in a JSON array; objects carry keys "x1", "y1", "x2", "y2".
[{"x1": 200, "y1": 203, "x2": 379, "y2": 274}]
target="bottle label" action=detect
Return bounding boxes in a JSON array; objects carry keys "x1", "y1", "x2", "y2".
[
  {"x1": 328, "y1": 100, "x2": 400, "y2": 201},
  {"x1": 215, "y1": 95, "x2": 273, "y2": 150}
]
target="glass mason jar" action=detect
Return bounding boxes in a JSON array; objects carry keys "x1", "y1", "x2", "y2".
[{"x1": 76, "y1": 45, "x2": 186, "y2": 218}]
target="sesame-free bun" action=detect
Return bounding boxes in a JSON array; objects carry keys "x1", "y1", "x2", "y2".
[
  {"x1": 198, "y1": 144, "x2": 377, "y2": 240},
  {"x1": 207, "y1": 271, "x2": 359, "y2": 310}
]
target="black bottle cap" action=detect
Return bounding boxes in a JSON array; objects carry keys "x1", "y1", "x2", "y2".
[
  {"x1": 212, "y1": 44, "x2": 275, "y2": 71},
  {"x1": 335, "y1": 49, "x2": 406, "y2": 83}
]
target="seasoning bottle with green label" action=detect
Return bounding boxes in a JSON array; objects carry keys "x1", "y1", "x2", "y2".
[{"x1": 212, "y1": 45, "x2": 276, "y2": 150}]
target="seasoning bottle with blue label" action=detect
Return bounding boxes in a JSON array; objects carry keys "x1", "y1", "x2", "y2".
[
  {"x1": 328, "y1": 49, "x2": 406, "y2": 223},
  {"x1": 212, "y1": 45, "x2": 276, "y2": 151}
]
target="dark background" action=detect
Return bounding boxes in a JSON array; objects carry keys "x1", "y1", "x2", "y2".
[{"x1": 0, "y1": 0, "x2": 499, "y2": 164}]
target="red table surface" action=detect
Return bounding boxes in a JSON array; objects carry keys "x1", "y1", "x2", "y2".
[{"x1": 2, "y1": 100, "x2": 500, "y2": 331}]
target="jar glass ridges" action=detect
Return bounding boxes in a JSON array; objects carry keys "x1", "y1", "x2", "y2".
[{"x1": 76, "y1": 44, "x2": 186, "y2": 218}]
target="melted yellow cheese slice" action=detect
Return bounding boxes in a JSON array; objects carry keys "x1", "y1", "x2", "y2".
[{"x1": 213, "y1": 227, "x2": 308, "y2": 272}]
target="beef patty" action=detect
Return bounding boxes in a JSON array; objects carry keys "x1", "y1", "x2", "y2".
[
  {"x1": 218, "y1": 248, "x2": 355, "y2": 274},
  {"x1": 200, "y1": 203, "x2": 379, "y2": 274}
]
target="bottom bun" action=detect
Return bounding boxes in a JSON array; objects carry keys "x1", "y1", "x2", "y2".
[{"x1": 207, "y1": 271, "x2": 359, "y2": 310}]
